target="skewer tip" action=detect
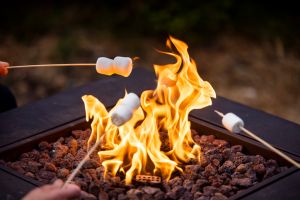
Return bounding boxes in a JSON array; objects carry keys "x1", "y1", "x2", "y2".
[{"x1": 214, "y1": 110, "x2": 224, "y2": 117}]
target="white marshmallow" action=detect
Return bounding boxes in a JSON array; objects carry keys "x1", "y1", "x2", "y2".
[
  {"x1": 111, "y1": 93, "x2": 140, "y2": 126},
  {"x1": 96, "y1": 57, "x2": 115, "y2": 75},
  {"x1": 113, "y1": 56, "x2": 133, "y2": 77},
  {"x1": 222, "y1": 113, "x2": 244, "y2": 133}
]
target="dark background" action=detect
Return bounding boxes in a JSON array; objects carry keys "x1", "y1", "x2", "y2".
[{"x1": 0, "y1": 0, "x2": 299, "y2": 123}]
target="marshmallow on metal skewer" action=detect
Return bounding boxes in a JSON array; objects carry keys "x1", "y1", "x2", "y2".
[{"x1": 111, "y1": 93, "x2": 140, "y2": 126}]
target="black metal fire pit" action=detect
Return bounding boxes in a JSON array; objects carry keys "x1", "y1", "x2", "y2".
[{"x1": 0, "y1": 68, "x2": 299, "y2": 199}]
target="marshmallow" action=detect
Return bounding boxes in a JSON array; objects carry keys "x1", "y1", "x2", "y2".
[
  {"x1": 111, "y1": 93, "x2": 140, "y2": 126},
  {"x1": 96, "y1": 56, "x2": 133, "y2": 77},
  {"x1": 113, "y1": 56, "x2": 133, "y2": 77},
  {"x1": 96, "y1": 57, "x2": 115, "y2": 75},
  {"x1": 222, "y1": 113, "x2": 244, "y2": 133}
]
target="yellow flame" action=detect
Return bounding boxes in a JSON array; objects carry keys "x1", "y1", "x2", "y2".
[{"x1": 82, "y1": 36, "x2": 216, "y2": 184}]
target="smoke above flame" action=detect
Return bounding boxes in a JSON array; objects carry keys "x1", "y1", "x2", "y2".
[{"x1": 82, "y1": 36, "x2": 216, "y2": 184}]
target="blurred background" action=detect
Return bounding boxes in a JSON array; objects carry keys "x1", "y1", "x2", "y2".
[{"x1": 0, "y1": 0, "x2": 299, "y2": 123}]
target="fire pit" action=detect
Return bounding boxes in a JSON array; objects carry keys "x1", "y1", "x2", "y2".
[{"x1": 0, "y1": 38, "x2": 300, "y2": 199}]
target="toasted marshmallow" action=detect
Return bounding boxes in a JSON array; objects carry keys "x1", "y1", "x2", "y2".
[
  {"x1": 96, "y1": 57, "x2": 115, "y2": 75},
  {"x1": 111, "y1": 93, "x2": 140, "y2": 126},
  {"x1": 113, "y1": 56, "x2": 133, "y2": 77}
]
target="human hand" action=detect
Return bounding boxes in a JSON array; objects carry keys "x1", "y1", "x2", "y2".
[
  {"x1": 22, "y1": 179, "x2": 81, "y2": 200},
  {"x1": 0, "y1": 61, "x2": 9, "y2": 76}
]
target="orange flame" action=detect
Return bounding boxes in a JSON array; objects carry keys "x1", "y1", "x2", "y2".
[{"x1": 82, "y1": 36, "x2": 216, "y2": 184}]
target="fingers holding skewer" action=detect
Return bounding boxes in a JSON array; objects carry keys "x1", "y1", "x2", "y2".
[
  {"x1": 2, "y1": 56, "x2": 134, "y2": 77},
  {"x1": 0, "y1": 61, "x2": 9, "y2": 76}
]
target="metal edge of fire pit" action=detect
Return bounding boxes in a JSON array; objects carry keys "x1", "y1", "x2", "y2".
[{"x1": 0, "y1": 115, "x2": 297, "y2": 200}]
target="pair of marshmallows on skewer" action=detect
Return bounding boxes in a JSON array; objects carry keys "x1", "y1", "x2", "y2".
[
  {"x1": 96, "y1": 56, "x2": 133, "y2": 77},
  {"x1": 0, "y1": 56, "x2": 133, "y2": 77}
]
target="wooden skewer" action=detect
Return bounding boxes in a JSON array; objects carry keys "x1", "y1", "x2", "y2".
[
  {"x1": 7, "y1": 63, "x2": 95, "y2": 69},
  {"x1": 215, "y1": 110, "x2": 300, "y2": 168},
  {"x1": 62, "y1": 134, "x2": 105, "y2": 188}
]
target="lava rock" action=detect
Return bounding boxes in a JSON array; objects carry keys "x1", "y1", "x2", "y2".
[
  {"x1": 211, "y1": 192, "x2": 228, "y2": 200},
  {"x1": 230, "y1": 145, "x2": 243, "y2": 153},
  {"x1": 168, "y1": 176, "x2": 183, "y2": 188},
  {"x1": 231, "y1": 177, "x2": 252, "y2": 187},
  {"x1": 44, "y1": 162, "x2": 57, "y2": 172},
  {"x1": 219, "y1": 161, "x2": 235, "y2": 174},
  {"x1": 203, "y1": 186, "x2": 218, "y2": 196},
  {"x1": 57, "y1": 168, "x2": 70, "y2": 178},
  {"x1": 235, "y1": 164, "x2": 248, "y2": 173},
  {"x1": 127, "y1": 189, "x2": 143, "y2": 199},
  {"x1": 38, "y1": 141, "x2": 52, "y2": 151},
  {"x1": 142, "y1": 186, "x2": 161, "y2": 195}
]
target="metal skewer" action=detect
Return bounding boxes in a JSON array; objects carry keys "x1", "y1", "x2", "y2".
[
  {"x1": 7, "y1": 63, "x2": 95, "y2": 69},
  {"x1": 215, "y1": 110, "x2": 300, "y2": 168}
]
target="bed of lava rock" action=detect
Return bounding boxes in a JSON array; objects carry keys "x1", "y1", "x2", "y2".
[{"x1": 1, "y1": 129, "x2": 288, "y2": 200}]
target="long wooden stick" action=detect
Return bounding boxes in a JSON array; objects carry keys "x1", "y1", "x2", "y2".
[
  {"x1": 7, "y1": 63, "x2": 95, "y2": 69},
  {"x1": 215, "y1": 110, "x2": 300, "y2": 168},
  {"x1": 62, "y1": 136, "x2": 103, "y2": 188},
  {"x1": 240, "y1": 126, "x2": 300, "y2": 168}
]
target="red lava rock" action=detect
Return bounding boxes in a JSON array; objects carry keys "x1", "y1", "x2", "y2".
[
  {"x1": 203, "y1": 185, "x2": 218, "y2": 196},
  {"x1": 68, "y1": 138, "x2": 78, "y2": 156},
  {"x1": 127, "y1": 189, "x2": 143, "y2": 199},
  {"x1": 200, "y1": 156, "x2": 210, "y2": 167},
  {"x1": 52, "y1": 142, "x2": 68, "y2": 159},
  {"x1": 26, "y1": 161, "x2": 42, "y2": 173},
  {"x1": 251, "y1": 155, "x2": 265, "y2": 164},
  {"x1": 231, "y1": 177, "x2": 252, "y2": 187},
  {"x1": 169, "y1": 186, "x2": 186, "y2": 199},
  {"x1": 9, "y1": 162, "x2": 26, "y2": 174},
  {"x1": 199, "y1": 135, "x2": 215, "y2": 144},
  {"x1": 211, "y1": 192, "x2": 228, "y2": 200},
  {"x1": 142, "y1": 186, "x2": 161, "y2": 195},
  {"x1": 253, "y1": 163, "x2": 266, "y2": 175},
  {"x1": 222, "y1": 148, "x2": 231, "y2": 160},
  {"x1": 185, "y1": 165, "x2": 202, "y2": 175},
  {"x1": 193, "y1": 135, "x2": 201, "y2": 144},
  {"x1": 193, "y1": 191, "x2": 203, "y2": 199},
  {"x1": 219, "y1": 185, "x2": 232, "y2": 196},
  {"x1": 37, "y1": 170, "x2": 56, "y2": 180},
  {"x1": 168, "y1": 176, "x2": 183, "y2": 188},
  {"x1": 212, "y1": 159, "x2": 220, "y2": 167},
  {"x1": 71, "y1": 130, "x2": 83, "y2": 139},
  {"x1": 230, "y1": 145, "x2": 243, "y2": 153},
  {"x1": 25, "y1": 172, "x2": 35, "y2": 179},
  {"x1": 38, "y1": 141, "x2": 51, "y2": 151},
  {"x1": 57, "y1": 168, "x2": 70, "y2": 178},
  {"x1": 82, "y1": 159, "x2": 99, "y2": 169},
  {"x1": 204, "y1": 164, "x2": 217, "y2": 177},
  {"x1": 213, "y1": 139, "x2": 229, "y2": 148},
  {"x1": 44, "y1": 162, "x2": 57, "y2": 172},
  {"x1": 183, "y1": 179, "x2": 194, "y2": 191},
  {"x1": 219, "y1": 161, "x2": 235, "y2": 174},
  {"x1": 235, "y1": 164, "x2": 248, "y2": 173}
]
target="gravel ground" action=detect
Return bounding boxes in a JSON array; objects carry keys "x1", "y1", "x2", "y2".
[{"x1": 0, "y1": 33, "x2": 299, "y2": 124}]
